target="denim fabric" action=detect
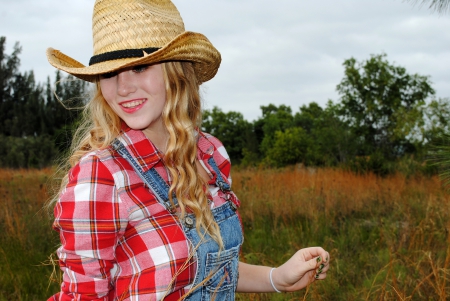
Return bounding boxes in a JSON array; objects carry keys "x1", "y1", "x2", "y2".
[{"x1": 112, "y1": 139, "x2": 243, "y2": 300}]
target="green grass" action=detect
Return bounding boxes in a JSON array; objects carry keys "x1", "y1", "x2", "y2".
[
  {"x1": 0, "y1": 169, "x2": 60, "y2": 300},
  {"x1": 234, "y1": 168, "x2": 450, "y2": 300},
  {"x1": 1, "y1": 167, "x2": 450, "y2": 300}
]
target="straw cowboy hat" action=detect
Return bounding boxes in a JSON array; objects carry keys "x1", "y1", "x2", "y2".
[{"x1": 46, "y1": 0, "x2": 221, "y2": 83}]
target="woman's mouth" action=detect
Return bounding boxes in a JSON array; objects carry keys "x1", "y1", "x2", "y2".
[
  {"x1": 121, "y1": 99, "x2": 145, "y2": 108},
  {"x1": 119, "y1": 99, "x2": 147, "y2": 113}
]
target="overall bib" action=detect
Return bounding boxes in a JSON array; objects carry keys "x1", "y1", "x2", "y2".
[{"x1": 112, "y1": 139, "x2": 243, "y2": 301}]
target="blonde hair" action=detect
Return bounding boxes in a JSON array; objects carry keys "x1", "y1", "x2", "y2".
[{"x1": 53, "y1": 61, "x2": 223, "y2": 248}]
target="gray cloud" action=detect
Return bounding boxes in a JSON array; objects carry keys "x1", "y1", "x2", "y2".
[{"x1": 1, "y1": 0, "x2": 449, "y2": 121}]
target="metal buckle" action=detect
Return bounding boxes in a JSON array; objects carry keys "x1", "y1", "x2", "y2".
[
  {"x1": 218, "y1": 181, "x2": 230, "y2": 192},
  {"x1": 229, "y1": 201, "x2": 238, "y2": 211},
  {"x1": 184, "y1": 216, "x2": 194, "y2": 229},
  {"x1": 168, "y1": 205, "x2": 177, "y2": 214}
]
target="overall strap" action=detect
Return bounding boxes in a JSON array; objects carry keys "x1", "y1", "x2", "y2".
[
  {"x1": 111, "y1": 137, "x2": 237, "y2": 212},
  {"x1": 207, "y1": 157, "x2": 230, "y2": 192},
  {"x1": 207, "y1": 156, "x2": 240, "y2": 210},
  {"x1": 111, "y1": 138, "x2": 178, "y2": 212}
]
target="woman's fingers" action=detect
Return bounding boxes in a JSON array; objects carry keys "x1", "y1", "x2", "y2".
[
  {"x1": 313, "y1": 253, "x2": 330, "y2": 281},
  {"x1": 317, "y1": 262, "x2": 330, "y2": 273},
  {"x1": 296, "y1": 247, "x2": 330, "y2": 266},
  {"x1": 314, "y1": 271, "x2": 327, "y2": 280},
  {"x1": 298, "y1": 248, "x2": 330, "y2": 283},
  {"x1": 275, "y1": 247, "x2": 331, "y2": 291},
  {"x1": 309, "y1": 248, "x2": 329, "y2": 261}
]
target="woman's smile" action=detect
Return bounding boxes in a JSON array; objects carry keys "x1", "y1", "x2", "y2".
[
  {"x1": 100, "y1": 63, "x2": 167, "y2": 134},
  {"x1": 119, "y1": 98, "x2": 147, "y2": 113}
]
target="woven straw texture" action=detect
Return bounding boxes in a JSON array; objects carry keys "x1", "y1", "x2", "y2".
[{"x1": 46, "y1": 0, "x2": 221, "y2": 83}]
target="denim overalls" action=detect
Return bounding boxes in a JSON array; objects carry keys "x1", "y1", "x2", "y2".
[{"x1": 112, "y1": 138, "x2": 243, "y2": 301}]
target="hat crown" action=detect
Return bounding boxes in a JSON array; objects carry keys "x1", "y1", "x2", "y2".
[{"x1": 92, "y1": 0, "x2": 185, "y2": 55}]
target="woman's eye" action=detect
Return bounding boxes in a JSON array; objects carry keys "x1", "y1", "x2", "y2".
[
  {"x1": 100, "y1": 71, "x2": 117, "y2": 79},
  {"x1": 132, "y1": 65, "x2": 148, "y2": 73}
]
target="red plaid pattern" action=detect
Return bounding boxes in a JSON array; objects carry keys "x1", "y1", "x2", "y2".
[{"x1": 49, "y1": 126, "x2": 238, "y2": 301}]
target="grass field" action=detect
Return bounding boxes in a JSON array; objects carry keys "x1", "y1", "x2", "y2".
[
  {"x1": 1, "y1": 167, "x2": 449, "y2": 300},
  {"x1": 0, "y1": 168, "x2": 60, "y2": 300}
]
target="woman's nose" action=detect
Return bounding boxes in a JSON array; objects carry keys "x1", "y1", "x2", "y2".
[{"x1": 117, "y1": 71, "x2": 136, "y2": 96}]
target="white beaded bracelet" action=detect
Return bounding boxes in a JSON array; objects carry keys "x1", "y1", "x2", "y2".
[{"x1": 269, "y1": 268, "x2": 281, "y2": 293}]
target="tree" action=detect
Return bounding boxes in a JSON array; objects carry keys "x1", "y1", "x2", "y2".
[
  {"x1": 406, "y1": 0, "x2": 450, "y2": 13},
  {"x1": 44, "y1": 70, "x2": 88, "y2": 152},
  {"x1": 265, "y1": 127, "x2": 310, "y2": 167},
  {"x1": 336, "y1": 53, "x2": 434, "y2": 161},
  {"x1": 422, "y1": 98, "x2": 450, "y2": 143},
  {"x1": 0, "y1": 37, "x2": 22, "y2": 136},
  {"x1": 311, "y1": 101, "x2": 360, "y2": 166},
  {"x1": 294, "y1": 102, "x2": 323, "y2": 134},
  {"x1": 202, "y1": 107, "x2": 252, "y2": 163},
  {"x1": 257, "y1": 104, "x2": 295, "y2": 156},
  {"x1": 0, "y1": 37, "x2": 88, "y2": 167},
  {"x1": 45, "y1": 71, "x2": 87, "y2": 132}
]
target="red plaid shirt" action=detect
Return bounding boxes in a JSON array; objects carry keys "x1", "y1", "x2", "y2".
[{"x1": 49, "y1": 126, "x2": 239, "y2": 301}]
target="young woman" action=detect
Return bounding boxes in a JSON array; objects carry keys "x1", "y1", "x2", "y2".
[{"x1": 47, "y1": 0, "x2": 330, "y2": 300}]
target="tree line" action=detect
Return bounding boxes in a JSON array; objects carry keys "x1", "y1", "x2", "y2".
[
  {"x1": 203, "y1": 54, "x2": 450, "y2": 175},
  {"x1": 0, "y1": 37, "x2": 88, "y2": 168},
  {"x1": 2, "y1": 36, "x2": 449, "y2": 174}
]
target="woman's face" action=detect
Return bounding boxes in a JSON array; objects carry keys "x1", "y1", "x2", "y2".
[{"x1": 99, "y1": 63, "x2": 167, "y2": 136}]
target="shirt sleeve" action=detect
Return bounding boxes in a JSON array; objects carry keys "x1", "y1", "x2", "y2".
[
  {"x1": 200, "y1": 133, "x2": 242, "y2": 206},
  {"x1": 50, "y1": 154, "x2": 125, "y2": 301},
  {"x1": 208, "y1": 135, "x2": 232, "y2": 182},
  {"x1": 204, "y1": 134, "x2": 243, "y2": 232}
]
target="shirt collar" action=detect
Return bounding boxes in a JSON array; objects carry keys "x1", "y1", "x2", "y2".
[
  {"x1": 196, "y1": 131, "x2": 216, "y2": 161},
  {"x1": 116, "y1": 123, "x2": 162, "y2": 172},
  {"x1": 115, "y1": 124, "x2": 217, "y2": 173}
]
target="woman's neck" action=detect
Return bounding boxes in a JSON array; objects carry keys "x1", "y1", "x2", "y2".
[{"x1": 142, "y1": 126, "x2": 169, "y2": 154}]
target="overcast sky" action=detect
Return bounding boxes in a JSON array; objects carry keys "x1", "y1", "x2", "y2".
[{"x1": 1, "y1": 0, "x2": 449, "y2": 121}]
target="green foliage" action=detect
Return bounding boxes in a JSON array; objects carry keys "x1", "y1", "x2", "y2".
[
  {"x1": 259, "y1": 104, "x2": 294, "y2": 156},
  {"x1": 293, "y1": 102, "x2": 323, "y2": 134},
  {"x1": 202, "y1": 107, "x2": 253, "y2": 163},
  {"x1": 300, "y1": 101, "x2": 359, "y2": 166},
  {"x1": 0, "y1": 135, "x2": 58, "y2": 168},
  {"x1": 238, "y1": 53, "x2": 445, "y2": 173},
  {"x1": 264, "y1": 127, "x2": 310, "y2": 167},
  {"x1": 2, "y1": 35, "x2": 449, "y2": 175},
  {"x1": 44, "y1": 71, "x2": 87, "y2": 137},
  {"x1": 0, "y1": 37, "x2": 88, "y2": 168},
  {"x1": 336, "y1": 53, "x2": 434, "y2": 161},
  {"x1": 427, "y1": 133, "x2": 450, "y2": 190},
  {"x1": 422, "y1": 98, "x2": 450, "y2": 144}
]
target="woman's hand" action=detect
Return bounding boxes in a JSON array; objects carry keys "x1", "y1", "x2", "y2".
[{"x1": 271, "y1": 247, "x2": 330, "y2": 292}]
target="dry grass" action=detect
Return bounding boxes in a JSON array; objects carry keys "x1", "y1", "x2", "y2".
[
  {"x1": 0, "y1": 168, "x2": 60, "y2": 300},
  {"x1": 1, "y1": 167, "x2": 449, "y2": 300},
  {"x1": 233, "y1": 167, "x2": 450, "y2": 300},
  {"x1": 234, "y1": 167, "x2": 446, "y2": 222},
  {"x1": 0, "y1": 168, "x2": 51, "y2": 235}
]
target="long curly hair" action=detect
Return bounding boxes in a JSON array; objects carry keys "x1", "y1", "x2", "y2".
[{"x1": 52, "y1": 61, "x2": 223, "y2": 248}]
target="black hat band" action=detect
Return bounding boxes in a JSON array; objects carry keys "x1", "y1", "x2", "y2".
[{"x1": 89, "y1": 47, "x2": 160, "y2": 66}]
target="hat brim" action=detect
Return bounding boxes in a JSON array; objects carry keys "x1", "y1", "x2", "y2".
[{"x1": 46, "y1": 31, "x2": 221, "y2": 83}]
